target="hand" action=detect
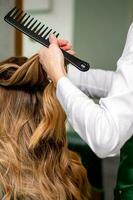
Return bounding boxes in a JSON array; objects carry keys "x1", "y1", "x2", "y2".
[
  {"x1": 58, "y1": 39, "x2": 76, "y2": 55},
  {"x1": 39, "y1": 34, "x2": 66, "y2": 86},
  {"x1": 58, "y1": 38, "x2": 76, "y2": 66}
]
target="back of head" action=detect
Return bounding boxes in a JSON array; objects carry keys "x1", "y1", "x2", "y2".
[{"x1": 0, "y1": 55, "x2": 91, "y2": 200}]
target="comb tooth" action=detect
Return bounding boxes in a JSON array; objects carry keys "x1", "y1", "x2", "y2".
[
  {"x1": 11, "y1": 8, "x2": 20, "y2": 18},
  {"x1": 40, "y1": 27, "x2": 49, "y2": 36},
  {"x1": 33, "y1": 22, "x2": 41, "y2": 32},
  {"x1": 21, "y1": 15, "x2": 30, "y2": 25},
  {"x1": 5, "y1": 7, "x2": 61, "y2": 44},
  {"x1": 29, "y1": 20, "x2": 38, "y2": 30},
  {"x1": 56, "y1": 33, "x2": 60, "y2": 38},
  {"x1": 43, "y1": 29, "x2": 52, "y2": 38},
  {"x1": 18, "y1": 13, "x2": 27, "y2": 23},
  {"x1": 8, "y1": 6, "x2": 17, "y2": 16},
  {"x1": 15, "y1": 11, "x2": 23, "y2": 20},
  {"x1": 36, "y1": 24, "x2": 45, "y2": 35},
  {"x1": 24, "y1": 17, "x2": 34, "y2": 27}
]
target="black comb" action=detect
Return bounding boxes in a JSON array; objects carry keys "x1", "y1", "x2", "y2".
[{"x1": 4, "y1": 7, "x2": 90, "y2": 71}]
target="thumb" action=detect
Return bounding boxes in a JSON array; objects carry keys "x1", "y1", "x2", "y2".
[{"x1": 49, "y1": 34, "x2": 58, "y2": 45}]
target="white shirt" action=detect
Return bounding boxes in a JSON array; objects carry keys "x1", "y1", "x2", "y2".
[{"x1": 56, "y1": 23, "x2": 133, "y2": 158}]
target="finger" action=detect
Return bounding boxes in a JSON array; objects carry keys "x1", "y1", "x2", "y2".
[
  {"x1": 58, "y1": 39, "x2": 69, "y2": 46},
  {"x1": 67, "y1": 50, "x2": 76, "y2": 55},
  {"x1": 49, "y1": 34, "x2": 58, "y2": 45},
  {"x1": 61, "y1": 43, "x2": 72, "y2": 51}
]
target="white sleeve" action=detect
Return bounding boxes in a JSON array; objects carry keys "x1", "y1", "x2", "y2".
[
  {"x1": 67, "y1": 65, "x2": 114, "y2": 98},
  {"x1": 56, "y1": 22, "x2": 133, "y2": 158}
]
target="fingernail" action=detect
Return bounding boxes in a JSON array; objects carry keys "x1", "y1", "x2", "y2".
[
  {"x1": 49, "y1": 34, "x2": 55, "y2": 41},
  {"x1": 49, "y1": 34, "x2": 58, "y2": 44}
]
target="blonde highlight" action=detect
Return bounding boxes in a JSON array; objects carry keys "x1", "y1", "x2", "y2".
[{"x1": 0, "y1": 55, "x2": 91, "y2": 200}]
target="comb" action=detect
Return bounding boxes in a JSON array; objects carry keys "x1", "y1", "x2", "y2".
[{"x1": 4, "y1": 7, "x2": 90, "y2": 71}]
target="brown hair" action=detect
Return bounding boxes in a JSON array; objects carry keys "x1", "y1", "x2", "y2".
[{"x1": 0, "y1": 55, "x2": 91, "y2": 200}]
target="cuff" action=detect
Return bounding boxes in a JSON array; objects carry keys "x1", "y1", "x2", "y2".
[
  {"x1": 56, "y1": 76, "x2": 86, "y2": 112},
  {"x1": 67, "y1": 64, "x2": 81, "y2": 85}
]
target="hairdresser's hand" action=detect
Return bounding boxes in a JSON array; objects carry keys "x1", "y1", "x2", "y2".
[
  {"x1": 58, "y1": 39, "x2": 76, "y2": 55},
  {"x1": 39, "y1": 34, "x2": 67, "y2": 86}
]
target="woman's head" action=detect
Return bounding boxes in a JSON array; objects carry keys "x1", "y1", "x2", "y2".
[{"x1": 0, "y1": 55, "x2": 91, "y2": 200}]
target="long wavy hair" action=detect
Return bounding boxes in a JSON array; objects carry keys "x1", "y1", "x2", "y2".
[{"x1": 0, "y1": 54, "x2": 91, "y2": 200}]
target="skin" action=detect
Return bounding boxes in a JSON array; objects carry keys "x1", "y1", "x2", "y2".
[{"x1": 39, "y1": 34, "x2": 75, "y2": 86}]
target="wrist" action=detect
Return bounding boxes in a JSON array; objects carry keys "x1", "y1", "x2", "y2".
[{"x1": 53, "y1": 73, "x2": 66, "y2": 87}]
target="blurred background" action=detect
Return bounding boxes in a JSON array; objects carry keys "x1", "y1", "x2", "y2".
[{"x1": 0, "y1": 0, "x2": 133, "y2": 199}]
